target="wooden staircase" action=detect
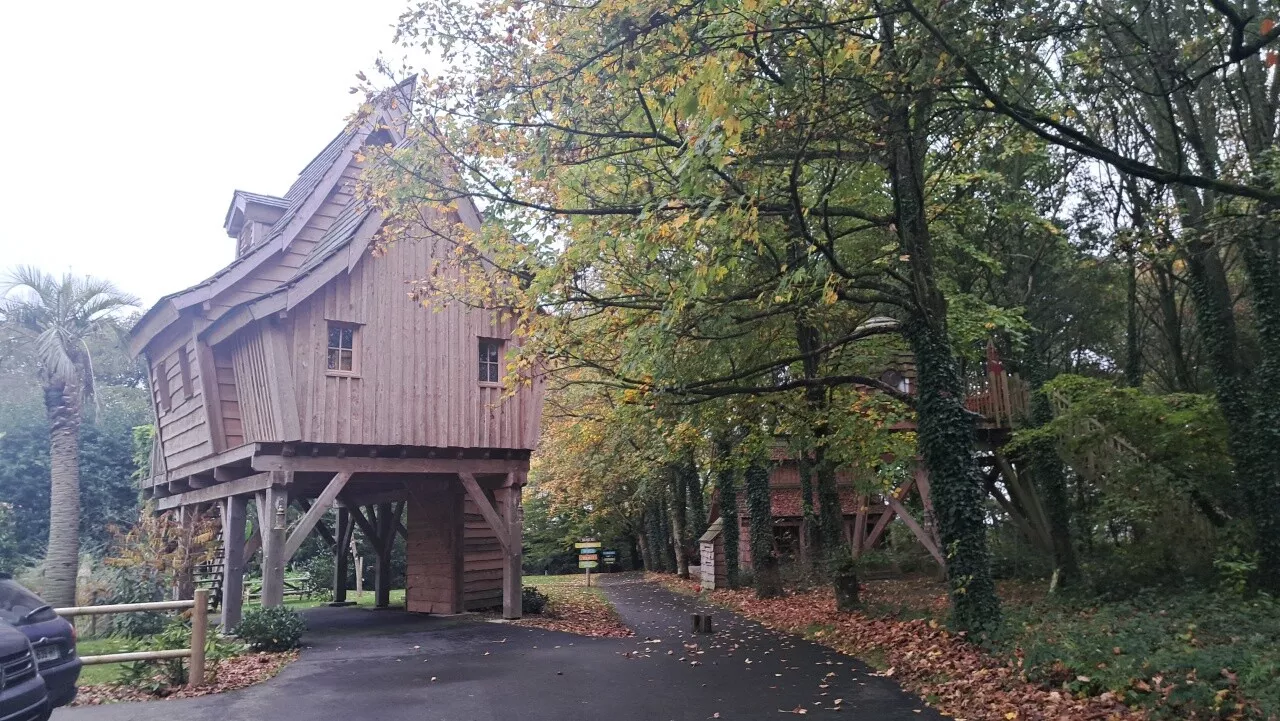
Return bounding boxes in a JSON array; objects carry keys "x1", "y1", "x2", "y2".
[
  {"x1": 192, "y1": 530, "x2": 225, "y2": 612},
  {"x1": 1047, "y1": 389, "x2": 1156, "y2": 484}
]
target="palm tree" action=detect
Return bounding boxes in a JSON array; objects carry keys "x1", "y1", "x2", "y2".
[{"x1": 0, "y1": 267, "x2": 137, "y2": 606}]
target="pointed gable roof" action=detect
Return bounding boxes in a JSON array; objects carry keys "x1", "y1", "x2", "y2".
[{"x1": 129, "y1": 79, "x2": 418, "y2": 357}]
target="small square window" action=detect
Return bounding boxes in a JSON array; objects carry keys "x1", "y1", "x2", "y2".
[
  {"x1": 327, "y1": 323, "x2": 358, "y2": 374},
  {"x1": 479, "y1": 339, "x2": 502, "y2": 384}
]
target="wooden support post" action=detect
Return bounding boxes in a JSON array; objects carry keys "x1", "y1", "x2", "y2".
[
  {"x1": 497, "y1": 480, "x2": 523, "y2": 620},
  {"x1": 342, "y1": 501, "x2": 383, "y2": 549},
  {"x1": 220, "y1": 496, "x2": 247, "y2": 630},
  {"x1": 244, "y1": 527, "x2": 262, "y2": 561},
  {"x1": 404, "y1": 482, "x2": 464, "y2": 614},
  {"x1": 258, "y1": 481, "x2": 289, "y2": 607},
  {"x1": 863, "y1": 478, "x2": 914, "y2": 551},
  {"x1": 374, "y1": 502, "x2": 394, "y2": 608},
  {"x1": 885, "y1": 496, "x2": 946, "y2": 568},
  {"x1": 913, "y1": 464, "x2": 941, "y2": 549},
  {"x1": 852, "y1": 495, "x2": 868, "y2": 558},
  {"x1": 189, "y1": 588, "x2": 208, "y2": 688},
  {"x1": 334, "y1": 507, "x2": 352, "y2": 603}
]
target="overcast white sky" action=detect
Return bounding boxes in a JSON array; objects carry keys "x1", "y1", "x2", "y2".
[{"x1": 0, "y1": 0, "x2": 412, "y2": 307}]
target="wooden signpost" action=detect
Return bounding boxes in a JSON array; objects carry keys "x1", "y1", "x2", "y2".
[{"x1": 576, "y1": 540, "x2": 600, "y2": 586}]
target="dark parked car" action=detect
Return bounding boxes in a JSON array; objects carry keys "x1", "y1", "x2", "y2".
[
  {"x1": 0, "y1": 621, "x2": 48, "y2": 721},
  {"x1": 0, "y1": 577, "x2": 79, "y2": 708}
]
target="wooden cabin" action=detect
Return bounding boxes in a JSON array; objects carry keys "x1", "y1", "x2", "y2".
[
  {"x1": 128, "y1": 80, "x2": 543, "y2": 626},
  {"x1": 698, "y1": 348, "x2": 1029, "y2": 587}
]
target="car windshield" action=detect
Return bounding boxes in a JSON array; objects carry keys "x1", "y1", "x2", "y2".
[{"x1": 0, "y1": 579, "x2": 55, "y2": 624}]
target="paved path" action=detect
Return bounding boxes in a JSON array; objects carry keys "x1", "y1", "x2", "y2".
[{"x1": 56, "y1": 576, "x2": 939, "y2": 721}]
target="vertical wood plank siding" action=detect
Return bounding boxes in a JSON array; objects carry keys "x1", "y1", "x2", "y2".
[
  {"x1": 285, "y1": 237, "x2": 541, "y2": 450},
  {"x1": 229, "y1": 328, "x2": 278, "y2": 442},
  {"x1": 213, "y1": 345, "x2": 244, "y2": 448}
]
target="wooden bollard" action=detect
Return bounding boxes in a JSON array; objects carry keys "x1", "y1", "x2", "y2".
[
  {"x1": 691, "y1": 613, "x2": 715, "y2": 633},
  {"x1": 190, "y1": 589, "x2": 208, "y2": 688}
]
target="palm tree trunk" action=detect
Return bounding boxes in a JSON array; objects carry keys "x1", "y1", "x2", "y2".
[{"x1": 43, "y1": 379, "x2": 81, "y2": 607}]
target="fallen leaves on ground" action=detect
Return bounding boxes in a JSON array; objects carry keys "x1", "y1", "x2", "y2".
[
  {"x1": 516, "y1": 585, "x2": 634, "y2": 638},
  {"x1": 71, "y1": 650, "x2": 298, "y2": 706},
  {"x1": 650, "y1": 574, "x2": 1139, "y2": 721}
]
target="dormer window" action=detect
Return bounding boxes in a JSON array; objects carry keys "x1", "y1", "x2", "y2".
[
  {"x1": 479, "y1": 338, "x2": 502, "y2": 384},
  {"x1": 327, "y1": 322, "x2": 359, "y2": 375},
  {"x1": 364, "y1": 128, "x2": 394, "y2": 148}
]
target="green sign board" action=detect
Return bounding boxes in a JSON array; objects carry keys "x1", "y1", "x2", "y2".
[{"x1": 578, "y1": 560, "x2": 599, "y2": 569}]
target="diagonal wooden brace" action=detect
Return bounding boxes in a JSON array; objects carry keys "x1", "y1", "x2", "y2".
[
  {"x1": 459, "y1": 472, "x2": 511, "y2": 554},
  {"x1": 283, "y1": 472, "x2": 352, "y2": 561}
]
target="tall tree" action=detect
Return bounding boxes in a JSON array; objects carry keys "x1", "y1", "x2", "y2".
[
  {"x1": 902, "y1": 0, "x2": 1280, "y2": 589},
  {"x1": 375, "y1": 0, "x2": 1021, "y2": 631},
  {"x1": 0, "y1": 267, "x2": 137, "y2": 605}
]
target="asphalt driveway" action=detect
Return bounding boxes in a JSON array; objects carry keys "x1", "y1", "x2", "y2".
[{"x1": 56, "y1": 575, "x2": 939, "y2": 721}]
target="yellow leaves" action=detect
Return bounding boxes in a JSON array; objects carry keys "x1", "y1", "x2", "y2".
[
  {"x1": 722, "y1": 115, "x2": 743, "y2": 141},
  {"x1": 671, "y1": 213, "x2": 691, "y2": 230},
  {"x1": 869, "y1": 45, "x2": 882, "y2": 66}
]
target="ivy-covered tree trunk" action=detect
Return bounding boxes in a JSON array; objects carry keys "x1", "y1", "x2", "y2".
[
  {"x1": 796, "y1": 457, "x2": 819, "y2": 562},
  {"x1": 812, "y1": 452, "x2": 844, "y2": 560},
  {"x1": 745, "y1": 462, "x2": 781, "y2": 598},
  {"x1": 1182, "y1": 231, "x2": 1280, "y2": 589},
  {"x1": 714, "y1": 439, "x2": 740, "y2": 588},
  {"x1": 645, "y1": 503, "x2": 666, "y2": 572},
  {"x1": 669, "y1": 464, "x2": 690, "y2": 579},
  {"x1": 686, "y1": 456, "x2": 706, "y2": 539},
  {"x1": 658, "y1": 498, "x2": 677, "y2": 572},
  {"x1": 884, "y1": 64, "x2": 1000, "y2": 632},
  {"x1": 1233, "y1": 221, "x2": 1280, "y2": 590},
  {"x1": 42, "y1": 376, "x2": 82, "y2": 608},
  {"x1": 637, "y1": 527, "x2": 654, "y2": 571},
  {"x1": 1124, "y1": 247, "x2": 1143, "y2": 388},
  {"x1": 793, "y1": 309, "x2": 844, "y2": 558}
]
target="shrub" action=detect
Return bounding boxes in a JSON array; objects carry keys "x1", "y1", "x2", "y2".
[
  {"x1": 828, "y1": 554, "x2": 860, "y2": 611},
  {"x1": 234, "y1": 606, "x2": 306, "y2": 651},
  {"x1": 522, "y1": 586, "x2": 549, "y2": 614},
  {"x1": 104, "y1": 566, "x2": 167, "y2": 638},
  {"x1": 297, "y1": 554, "x2": 334, "y2": 601}
]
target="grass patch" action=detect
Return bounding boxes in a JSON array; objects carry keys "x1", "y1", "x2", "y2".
[
  {"x1": 516, "y1": 574, "x2": 632, "y2": 637},
  {"x1": 991, "y1": 590, "x2": 1280, "y2": 719},
  {"x1": 75, "y1": 637, "x2": 135, "y2": 685}
]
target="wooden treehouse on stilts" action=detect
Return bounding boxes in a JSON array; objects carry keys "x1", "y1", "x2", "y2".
[
  {"x1": 701, "y1": 344, "x2": 1034, "y2": 588},
  {"x1": 845, "y1": 345, "x2": 1033, "y2": 570},
  {"x1": 128, "y1": 80, "x2": 544, "y2": 628}
]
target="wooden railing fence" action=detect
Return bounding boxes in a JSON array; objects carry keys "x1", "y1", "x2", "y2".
[
  {"x1": 55, "y1": 588, "x2": 209, "y2": 688},
  {"x1": 964, "y1": 369, "x2": 1031, "y2": 428}
]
